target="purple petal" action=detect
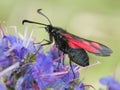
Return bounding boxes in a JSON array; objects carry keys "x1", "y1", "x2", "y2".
[
  {"x1": 0, "y1": 36, "x2": 8, "y2": 49},
  {"x1": 0, "y1": 84, "x2": 7, "y2": 90},
  {"x1": 48, "y1": 45, "x2": 59, "y2": 60},
  {"x1": 6, "y1": 35, "x2": 17, "y2": 45},
  {"x1": 99, "y1": 76, "x2": 119, "y2": 85},
  {"x1": 100, "y1": 76, "x2": 120, "y2": 90},
  {"x1": 74, "y1": 83, "x2": 85, "y2": 90}
]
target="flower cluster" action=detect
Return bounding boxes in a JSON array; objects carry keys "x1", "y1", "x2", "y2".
[{"x1": 0, "y1": 25, "x2": 86, "y2": 90}]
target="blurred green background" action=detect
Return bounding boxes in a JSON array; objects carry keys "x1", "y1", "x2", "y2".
[{"x1": 0, "y1": 0, "x2": 120, "y2": 89}]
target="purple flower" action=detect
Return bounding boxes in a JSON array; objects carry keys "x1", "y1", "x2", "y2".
[
  {"x1": 1, "y1": 44, "x2": 82, "y2": 90},
  {"x1": 5, "y1": 34, "x2": 35, "y2": 59},
  {"x1": 0, "y1": 27, "x2": 36, "y2": 70},
  {"x1": 100, "y1": 76, "x2": 120, "y2": 90}
]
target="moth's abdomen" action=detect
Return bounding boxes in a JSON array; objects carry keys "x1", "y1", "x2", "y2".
[{"x1": 68, "y1": 48, "x2": 89, "y2": 67}]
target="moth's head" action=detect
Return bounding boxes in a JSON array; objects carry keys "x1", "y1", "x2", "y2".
[{"x1": 45, "y1": 25, "x2": 53, "y2": 33}]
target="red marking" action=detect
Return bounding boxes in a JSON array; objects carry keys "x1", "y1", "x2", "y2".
[
  {"x1": 91, "y1": 42, "x2": 103, "y2": 50},
  {"x1": 83, "y1": 40, "x2": 90, "y2": 46},
  {"x1": 62, "y1": 33, "x2": 99, "y2": 53},
  {"x1": 62, "y1": 33, "x2": 72, "y2": 39}
]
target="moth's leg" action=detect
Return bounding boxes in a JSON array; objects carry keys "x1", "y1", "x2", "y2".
[
  {"x1": 30, "y1": 35, "x2": 53, "y2": 59},
  {"x1": 56, "y1": 50, "x2": 61, "y2": 70},
  {"x1": 69, "y1": 59, "x2": 75, "y2": 79},
  {"x1": 41, "y1": 34, "x2": 53, "y2": 46}
]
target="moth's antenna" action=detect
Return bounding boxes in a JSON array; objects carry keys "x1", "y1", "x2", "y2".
[
  {"x1": 22, "y1": 20, "x2": 48, "y2": 26},
  {"x1": 37, "y1": 9, "x2": 52, "y2": 26}
]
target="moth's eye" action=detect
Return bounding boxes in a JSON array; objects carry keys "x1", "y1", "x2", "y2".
[
  {"x1": 45, "y1": 27, "x2": 49, "y2": 30},
  {"x1": 45, "y1": 26, "x2": 50, "y2": 32}
]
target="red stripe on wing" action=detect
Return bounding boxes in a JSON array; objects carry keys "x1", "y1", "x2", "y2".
[
  {"x1": 62, "y1": 33, "x2": 99, "y2": 53},
  {"x1": 91, "y1": 42, "x2": 103, "y2": 50}
]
